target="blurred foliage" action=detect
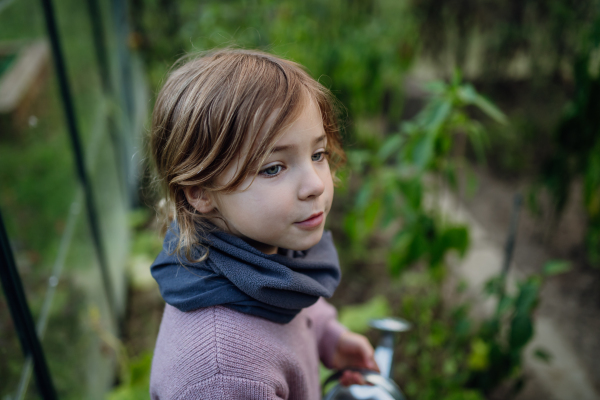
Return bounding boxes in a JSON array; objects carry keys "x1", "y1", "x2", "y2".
[
  {"x1": 410, "y1": 0, "x2": 600, "y2": 267},
  {"x1": 130, "y1": 0, "x2": 418, "y2": 124},
  {"x1": 107, "y1": 352, "x2": 153, "y2": 400},
  {"x1": 334, "y1": 260, "x2": 570, "y2": 400},
  {"x1": 412, "y1": 0, "x2": 600, "y2": 80},
  {"x1": 535, "y1": 18, "x2": 600, "y2": 266},
  {"x1": 466, "y1": 261, "x2": 571, "y2": 394},
  {"x1": 344, "y1": 72, "x2": 505, "y2": 277},
  {"x1": 1, "y1": 0, "x2": 127, "y2": 397},
  {"x1": 337, "y1": 73, "x2": 573, "y2": 398},
  {"x1": 339, "y1": 295, "x2": 391, "y2": 333}
]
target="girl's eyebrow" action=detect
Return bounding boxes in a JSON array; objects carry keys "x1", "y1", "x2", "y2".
[{"x1": 271, "y1": 134, "x2": 327, "y2": 154}]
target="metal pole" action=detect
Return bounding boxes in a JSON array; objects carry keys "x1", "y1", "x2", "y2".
[
  {"x1": 498, "y1": 193, "x2": 523, "y2": 304},
  {"x1": 0, "y1": 211, "x2": 57, "y2": 400},
  {"x1": 39, "y1": 0, "x2": 117, "y2": 321}
]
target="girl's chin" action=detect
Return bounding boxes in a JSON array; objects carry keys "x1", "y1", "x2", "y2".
[{"x1": 286, "y1": 230, "x2": 324, "y2": 251}]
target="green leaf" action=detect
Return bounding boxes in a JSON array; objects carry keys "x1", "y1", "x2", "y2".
[
  {"x1": 468, "y1": 338, "x2": 490, "y2": 371},
  {"x1": 388, "y1": 231, "x2": 413, "y2": 275},
  {"x1": 346, "y1": 149, "x2": 372, "y2": 172},
  {"x1": 466, "y1": 170, "x2": 479, "y2": 198},
  {"x1": 451, "y1": 68, "x2": 463, "y2": 86},
  {"x1": 412, "y1": 133, "x2": 435, "y2": 170},
  {"x1": 129, "y1": 352, "x2": 153, "y2": 385},
  {"x1": 424, "y1": 99, "x2": 452, "y2": 133},
  {"x1": 343, "y1": 213, "x2": 360, "y2": 243},
  {"x1": 442, "y1": 390, "x2": 486, "y2": 400},
  {"x1": 466, "y1": 123, "x2": 487, "y2": 164},
  {"x1": 363, "y1": 198, "x2": 382, "y2": 231},
  {"x1": 397, "y1": 179, "x2": 423, "y2": 210},
  {"x1": 377, "y1": 134, "x2": 404, "y2": 161},
  {"x1": 338, "y1": 295, "x2": 391, "y2": 334},
  {"x1": 543, "y1": 260, "x2": 572, "y2": 276},
  {"x1": 355, "y1": 180, "x2": 374, "y2": 210},
  {"x1": 381, "y1": 185, "x2": 399, "y2": 228},
  {"x1": 483, "y1": 276, "x2": 503, "y2": 297},
  {"x1": 424, "y1": 80, "x2": 446, "y2": 94},
  {"x1": 497, "y1": 296, "x2": 513, "y2": 315},
  {"x1": 514, "y1": 278, "x2": 540, "y2": 313},
  {"x1": 443, "y1": 163, "x2": 458, "y2": 190},
  {"x1": 468, "y1": 90, "x2": 507, "y2": 124},
  {"x1": 509, "y1": 313, "x2": 534, "y2": 349},
  {"x1": 443, "y1": 225, "x2": 470, "y2": 256},
  {"x1": 533, "y1": 347, "x2": 553, "y2": 364}
]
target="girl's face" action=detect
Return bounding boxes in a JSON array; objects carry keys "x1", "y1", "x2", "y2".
[{"x1": 192, "y1": 100, "x2": 334, "y2": 254}]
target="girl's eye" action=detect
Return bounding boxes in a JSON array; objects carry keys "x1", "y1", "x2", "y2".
[
  {"x1": 260, "y1": 165, "x2": 283, "y2": 176},
  {"x1": 312, "y1": 151, "x2": 328, "y2": 162}
]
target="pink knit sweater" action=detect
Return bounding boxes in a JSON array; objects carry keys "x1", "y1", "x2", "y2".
[{"x1": 150, "y1": 298, "x2": 347, "y2": 399}]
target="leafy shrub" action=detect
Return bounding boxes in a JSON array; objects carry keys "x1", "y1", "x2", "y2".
[{"x1": 344, "y1": 72, "x2": 506, "y2": 277}]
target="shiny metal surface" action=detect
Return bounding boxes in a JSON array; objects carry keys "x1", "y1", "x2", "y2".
[
  {"x1": 369, "y1": 317, "x2": 412, "y2": 333},
  {"x1": 323, "y1": 371, "x2": 406, "y2": 400},
  {"x1": 323, "y1": 316, "x2": 412, "y2": 400}
]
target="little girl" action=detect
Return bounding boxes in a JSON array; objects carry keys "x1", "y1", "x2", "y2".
[{"x1": 148, "y1": 49, "x2": 378, "y2": 399}]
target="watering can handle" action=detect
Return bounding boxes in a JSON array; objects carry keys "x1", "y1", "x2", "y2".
[{"x1": 322, "y1": 368, "x2": 406, "y2": 399}]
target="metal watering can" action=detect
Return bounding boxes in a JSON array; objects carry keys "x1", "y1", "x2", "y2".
[{"x1": 323, "y1": 317, "x2": 411, "y2": 400}]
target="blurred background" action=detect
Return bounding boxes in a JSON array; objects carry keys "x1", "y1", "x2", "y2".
[{"x1": 1, "y1": 0, "x2": 599, "y2": 399}]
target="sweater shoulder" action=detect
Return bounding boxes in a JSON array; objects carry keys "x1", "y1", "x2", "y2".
[{"x1": 150, "y1": 305, "x2": 292, "y2": 399}]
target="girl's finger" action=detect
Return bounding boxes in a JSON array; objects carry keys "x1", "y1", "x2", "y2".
[
  {"x1": 340, "y1": 371, "x2": 353, "y2": 386},
  {"x1": 353, "y1": 371, "x2": 366, "y2": 385},
  {"x1": 340, "y1": 370, "x2": 366, "y2": 386},
  {"x1": 366, "y1": 357, "x2": 380, "y2": 372}
]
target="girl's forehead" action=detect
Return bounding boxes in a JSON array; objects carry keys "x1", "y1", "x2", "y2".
[
  {"x1": 252, "y1": 93, "x2": 321, "y2": 148},
  {"x1": 278, "y1": 101, "x2": 324, "y2": 141}
]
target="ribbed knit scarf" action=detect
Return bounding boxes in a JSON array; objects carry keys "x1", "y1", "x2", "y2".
[{"x1": 150, "y1": 225, "x2": 341, "y2": 324}]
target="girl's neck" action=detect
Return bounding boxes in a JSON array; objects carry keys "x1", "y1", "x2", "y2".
[{"x1": 208, "y1": 216, "x2": 278, "y2": 255}]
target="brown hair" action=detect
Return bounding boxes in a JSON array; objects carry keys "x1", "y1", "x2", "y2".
[{"x1": 150, "y1": 48, "x2": 346, "y2": 260}]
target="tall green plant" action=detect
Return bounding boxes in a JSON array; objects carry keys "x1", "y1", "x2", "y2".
[
  {"x1": 467, "y1": 261, "x2": 570, "y2": 394},
  {"x1": 341, "y1": 74, "x2": 576, "y2": 398},
  {"x1": 344, "y1": 71, "x2": 506, "y2": 276}
]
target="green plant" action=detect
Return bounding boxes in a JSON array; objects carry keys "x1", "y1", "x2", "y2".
[
  {"x1": 344, "y1": 71, "x2": 506, "y2": 277},
  {"x1": 131, "y1": 0, "x2": 419, "y2": 124},
  {"x1": 107, "y1": 352, "x2": 153, "y2": 400},
  {"x1": 331, "y1": 262, "x2": 570, "y2": 400},
  {"x1": 467, "y1": 261, "x2": 571, "y2": 395},
  {"x1": 393, "y1": 272, "x2": 485, "y2": 400},
  {"x1": 336, "y1": 72, "x2": 573, "y2": 398}
]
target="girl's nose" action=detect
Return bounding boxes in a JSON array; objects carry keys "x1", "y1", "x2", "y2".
[{"x1": 298, "y1": 164, "x2": 325, "y2": 200}]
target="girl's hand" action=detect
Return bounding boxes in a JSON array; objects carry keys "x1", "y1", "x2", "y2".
[{"x1": 331, "y1": 331, "x2": 380, "y2": 386}]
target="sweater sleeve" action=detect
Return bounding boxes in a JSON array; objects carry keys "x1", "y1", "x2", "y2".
[
  {"x1": 305, "y1": 297, "x2": 348, "y2": 369},
  {"x1": 176, "y1": 375, "x2": 285, "y2": 400}
]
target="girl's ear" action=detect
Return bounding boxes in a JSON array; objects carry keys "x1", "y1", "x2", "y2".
[{"x1": 184, "y1": 186, "x2": 215, "y2": 214}]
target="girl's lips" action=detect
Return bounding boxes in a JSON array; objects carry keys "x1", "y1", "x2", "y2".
[{"x1": 294, "y1": 212, "x2": 324, "y2": 229}]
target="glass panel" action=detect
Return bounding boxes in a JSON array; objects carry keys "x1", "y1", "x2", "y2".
[
  {"x1": 0, "y1": 1, "x2": 76, "y2": 329},
  {"x1": 90, "y1": 131, "x2": 129, "y2": 316},
  {"x1": 53, "y1": 0, "x2": 104, "y2": 145},
  {"x1": 40, "y1": 210, "x2": 115, "y2": 400},
  {"x1": 0, "y1": 0, "x2": 130, "y2": 398},
  {"x1": 52, "y1": 0, "x2": 129, "y2": 313}
]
